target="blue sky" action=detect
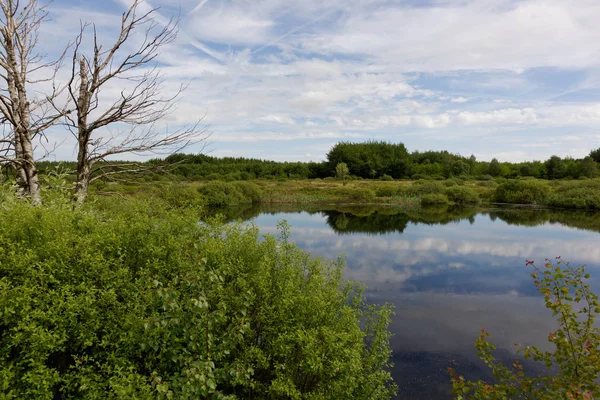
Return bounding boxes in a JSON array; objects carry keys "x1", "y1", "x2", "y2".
[{"x1": 41, "y1": 0, "x2": 600, "y2": 162}]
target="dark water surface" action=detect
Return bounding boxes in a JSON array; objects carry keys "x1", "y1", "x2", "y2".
[{"x1": 217, "y1": 205, "x2": 600, "y2": 399}]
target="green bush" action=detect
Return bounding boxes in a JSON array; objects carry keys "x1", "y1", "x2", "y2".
[
  {"x1": 198, "y1": 181, "x2": 245, "y2": 206},
  {"x1": 375, "y1": 186, "x2": 400, "y2": 197},
  {"x1": 0, "y1": 201, "x2": 397, "y2": 399},
  {"x1": 450, "y1": 258, "x2": 600, "y2": 398},
  {"x1": 334, "y1": 187, "x2": 376, "y2": 203},
  {"x1": 380, "y1": 174, "x2": 394, "y2": 181},
  {"x1": 420, "y1": 193, "x2": 450, "y2": 206},
  {"x1": 231, "y1": 181, "x2": 263, "y2": 203},
  {"x1": 546, "y1": 181, "x2": 600, "y2": 209},
  {"x1": 494, "y1": 180, "x2": 550, "y2": 204},
  {"x1": 240, "y1": 171, "x2": 255, "y2": 180},
  {"x1": 443, "y1": 178, "x2": 464, "y2": 187},
  {"x1": 476, "y1": 174, "x2": 494, "y2": 181},
  {"x1": 405, "y1": 181, "x2": 446, "y2": 196},
  {"x1": 477, "y1": 180, "x2": 498, "y2": 188},
  {"x1": 445, "y1": 186, "x2": 480, "y2": 204},
  {"x1": 159, "y1": 184, "x2": 205, "y2": 208}
]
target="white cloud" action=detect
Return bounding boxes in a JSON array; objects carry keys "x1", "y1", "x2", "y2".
[
  {"x1": 25, "y1": 0, "x2": 600, "y2": 161},
  {"x1": 451, "y1": 97, "x2": 469, "y2": 103}
]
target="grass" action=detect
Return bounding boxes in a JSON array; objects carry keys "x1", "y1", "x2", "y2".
[{"x1": 88, "y1": 177, "x2": 600, "y2": 210}]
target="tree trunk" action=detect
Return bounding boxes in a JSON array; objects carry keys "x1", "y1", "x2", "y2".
[
  {"x1": 3, "y1": 11, "x2": 41, "y2": 204},
  {"x1": 74, "y1": 58, "x2": 91, "y2": 206}
]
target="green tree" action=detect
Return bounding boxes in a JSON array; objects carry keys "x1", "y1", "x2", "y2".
[
  {"x1": 488, "y1": 158, "x2": 501, "y2": 177},
  {"x1": 580, "y1": 156, "x2": 598, "y2": 178},
  {"x1": 336, "y1": 162, "x2": 350, "y2": 185},
  {"x1": 545, "y1": 155, "x2": 567, "y2": 179},
  {"x1": 590, "y1": 148, "x2": 600, "y2": 164}
]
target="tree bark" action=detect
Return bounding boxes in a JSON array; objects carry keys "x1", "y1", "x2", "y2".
[
  {"x1": 74, "y1": 58, "x2": 91, "y2": 205},
  {"x1": 0, "y1": 0, "x2": 44, "y2": 204}
]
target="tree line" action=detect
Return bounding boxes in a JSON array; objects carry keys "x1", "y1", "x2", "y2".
[{"x1": 157, "y1": 141, "x2": 600, "y2": 181}]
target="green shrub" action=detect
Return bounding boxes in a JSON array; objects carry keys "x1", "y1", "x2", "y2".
[
  {"x1": 445, "y1": 186, "x2": 480, "y2": 204},
  {"x1": 380, "y1": 174, "x2": 394, "y2": 181},
  {"x1": 494, "y1": 180, "x2": 550, "y2": 204},
  {"x1": 198, "y1": 181, "x2": 245, "y2": 206},
  {"x1": 240, "y1": 171, "x2": 255, "y2": 180},
  {"x1": 223, "y1": 172, "x2": 242, "y2": 181},
  {"x1": 375, "y1": 186, "x2": 400, "y2": 197},
  {"x1": 159, "y1": 184, "x2": 205, "y2": 208},
  {"x1": 477, "y1": 180, "x2": 498, "y2": 188},
  {"x1": 443, "y1": 179, "x2": 458, "y2": 187},
  {"x1": 546, "y1": 181, "x2": 600, "y2": 209},
  {"x1": 450, "y1": 258, "x2": 600, "y2": 398},
  {"x1": 334, "y1": 187, "x2": 376, "y2": 202},
  {"x1": 420, "y1": 193, "x2": 450, "y2": 206},
  {"x1": 476, "y1": 174, "x2": 494, "y2": 181},
  {"x1": 231, "y1": 181, "x2": 263, "y2": 203},
  {"x1": 0, "y1": 201, "x2": 397, "y2": 399},
  {"x1": 405, "y1": 181, "x2": 446, "y2": 196},
  {"x1": 443, "y1": 178, "x2": 464, "y2": 187},
  {"x1": 411, "y1": 173, "x2": 429, "y2": 180}
]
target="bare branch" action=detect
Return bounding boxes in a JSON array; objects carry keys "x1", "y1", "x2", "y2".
[{"x1": 64, "y1": 0, "x2": 208, "y2": 205}]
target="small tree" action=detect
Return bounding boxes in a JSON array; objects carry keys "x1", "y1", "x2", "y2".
[
  {"x1": 336, "y1": 162, "x2": 349, "y2": 185},
  {"x1": 580, "y1": 156, "x2": 598, "y2": 178},
  {"x1": 449, "y1": 257, "x2": 600, "y2": 399},
  {"x1": 488, "y1": 158, "x2": 501, "y2": 177},
  {"x1": 590, "y1": 148, "x2": 600, "y2": 164}
]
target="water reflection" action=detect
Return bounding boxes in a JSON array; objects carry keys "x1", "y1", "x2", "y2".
[{"x1": 209, "y1": 205, "x2": 600, "y2": 399}]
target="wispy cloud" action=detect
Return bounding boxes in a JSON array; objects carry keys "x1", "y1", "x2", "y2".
[{"x1": 35, "y1": 0, "x2": 600, "y2": 161}]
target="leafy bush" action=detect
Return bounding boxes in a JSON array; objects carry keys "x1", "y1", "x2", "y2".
[
  {"x1": 0, "y1": 201, "x2": 397, "y2": 399},
  {"x1": 476, "y1": 174, "x2": 494, "y2": 181},
  {"x1": 380, "y1": 174, "x2": 394, "y2": 181},
  {"x1": 477, "y1": 180, "x2": 498, "y2": 188},
  {"x1": 334, "y1": 187, "x2": 376, "y2": 203},
  {"x1": 240, "y1": 171, "x2": 255, "y2": 180},
  {"x1": 443, "y1": 178, "x2": 464, "y2": 187},
  {"x1": 546, "y1": 181, "x2": 600, "y2": 209},
  {"x1": 411, "y1": 173, "x2": 429, "y2": 180},
  {"x1": 420, "y1": 193, "x2": 450, "y2": 206},
  {"x1": 198, "y1": 181, "x2": 244, "y2": 206},
  {"x1": 494, "y1": 180, "x2": 550, "y2": 204},
  {"x1": 231, "y1": 181, "x2": 263, "y2": 203},
  {"x1": 405, "y1": 181, "x2": 446, "y2": 197},
  {"x1": 450, "y1": 258, "x2": 600, "y2": 399},
  {"x1": 445, "y1": 186, "x2": 480, "y2": 204},
  {"x1": 375, "y1": 186, "x2": 401, "y2": 197},
  {"x1": 159, "y1": 184, "x2": 205, "y2": 208}
]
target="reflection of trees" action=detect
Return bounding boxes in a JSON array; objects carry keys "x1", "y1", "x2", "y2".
[
  {"x1": 207, "y1": 204, "x2": 263, "y2": 222},
  {"x1": 325, "y1": 210, "x2": 410, "y2": 235},
  {"x1": 487, "y1": 208, "x2": 600, "y2": 233},
  {"x1": 324, "y1": 206, "x2": 480, "y2": 235},
  {"x1": 208, "y1": 204, "x2": 600, "y2": 235},
  {"x1": 404, "y1": 206, "x2": 479, "y2": 226}
]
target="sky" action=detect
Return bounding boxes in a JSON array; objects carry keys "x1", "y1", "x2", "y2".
[{"x1": 38, "y1": 0, "x2": 600, "y2": 162}]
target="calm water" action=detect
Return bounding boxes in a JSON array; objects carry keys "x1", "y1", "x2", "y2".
[{"x1": 216, "y1": 205, "x2": 600, "y2": 399}]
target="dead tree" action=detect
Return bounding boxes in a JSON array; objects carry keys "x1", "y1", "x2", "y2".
[
  {"x1": 0, "y1": 0, "x2": 67, "y2": 204},
  {"x1": 67, "y1": 0, "x2": 208, "y2": 204}
]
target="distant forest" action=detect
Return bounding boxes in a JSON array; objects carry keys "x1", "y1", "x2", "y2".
[{"x1": 38, "y1": 141, "x2": 600, "y2": 181}]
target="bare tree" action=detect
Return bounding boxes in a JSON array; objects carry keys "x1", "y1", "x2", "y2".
[
  {"x1": 66, "y1": 0, "x2": 207, "y2": 204},
  {"x1": 0, "y1": 0, "x2": 68, "y2": 204}
]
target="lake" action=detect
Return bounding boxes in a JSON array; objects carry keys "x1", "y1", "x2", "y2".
[{"x1": 214, "y1": 204, "x2": 600, "y2": 399}]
